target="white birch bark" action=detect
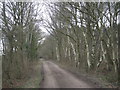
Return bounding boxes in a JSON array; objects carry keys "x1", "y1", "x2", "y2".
[{"x1": 83, "y1": 31, "x2": 91, "y2": 68}]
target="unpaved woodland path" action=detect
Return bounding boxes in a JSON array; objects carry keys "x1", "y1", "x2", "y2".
[{"x1": 40, "y1": 61, "x2": 94, "y2": 88}]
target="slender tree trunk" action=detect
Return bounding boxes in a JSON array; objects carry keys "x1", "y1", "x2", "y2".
[
  {"x1": 118, "y1": 23, "x2": 120, "y2": 86},
  {"x1": 83, "y1": 31, "x2": 91, "y2": 69},
  {"x1": 56, "y1": 43, "x2": 60, "y2": 61}
]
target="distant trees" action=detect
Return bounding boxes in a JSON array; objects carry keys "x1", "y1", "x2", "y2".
[
  {"x1": 41, "y1": 2, "x2": 120, "y2": 85},
  {"x1": 0, "y1": 2, "x2": 42, "y2": 87}
]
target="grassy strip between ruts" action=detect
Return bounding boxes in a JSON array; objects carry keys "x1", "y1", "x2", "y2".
[{"x1": 16, "y1": 60, "x2": 43, "y2": 88}]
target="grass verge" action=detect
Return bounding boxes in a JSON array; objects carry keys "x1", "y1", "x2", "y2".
[
  {"x1": 0, "y1": 56, "x2": 2, "y2": 89},
  {"x1": 52, "y1": 60, "x2": 118, "y2": 88},
  {"x1": 16, "y1": 60, "x2": 43, "y2": 88}
]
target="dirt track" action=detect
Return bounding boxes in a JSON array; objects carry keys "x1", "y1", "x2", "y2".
[{"x1": 41, "y1": 61, "x2": 94, "y2": 88}]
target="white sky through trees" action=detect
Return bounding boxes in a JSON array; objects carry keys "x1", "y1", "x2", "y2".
[
  {"x1": 0, "y1": 1, "x2": 120, "y2": 55},
  {"x1": 0, "y1": 2, "x2": 49, "y2": 55}
]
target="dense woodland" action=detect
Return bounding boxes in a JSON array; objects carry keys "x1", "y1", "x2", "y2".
[
  {"x1": 0, "y1": 2, "x2": 43, "y2": 87},
  {"x1": 40, "y1": 2, "x2": 120, "y2": 86},
  {"x1": 0, "y1": 2, "x2": 120, "y2": 87}
]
